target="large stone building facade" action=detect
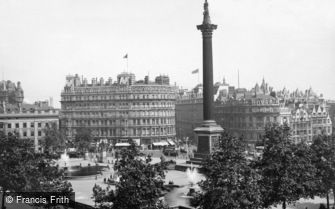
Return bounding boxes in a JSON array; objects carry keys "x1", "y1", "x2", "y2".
[
  {"x1": 328, "y1": 100, "x2": 335, "y2": 131},
  {"x1": 176, "y1": 78, "x2": 332, "y2": 145},
  {"x1": 215, "y1": 95, "x2": 291, "y2": 144},
  {"x1": 0, "y1": 80, "x2": 59, "y2": 151},
  {"x1": 0, "y1": 80, "x2": 24, "y2": 113},
  {"x1": 60, "y1": 73, "x2": 177, "y2": 145},
  {"x1": 176, "y1": 85, "x2": 203, "y2": 142}
]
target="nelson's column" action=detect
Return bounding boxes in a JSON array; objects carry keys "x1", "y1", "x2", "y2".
[{"x1": 193, "y1": 0, "x2": 224, "y2": 159}]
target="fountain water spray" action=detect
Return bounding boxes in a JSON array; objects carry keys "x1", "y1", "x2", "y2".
[
  {"x1": 185, "y1": 164, "x2": 202, "y2": 197},
  {"x1": 186, "y1": 164, "x2": 200, "y2": 187},
  {"x1": 59, "y1": 149, "x2": 70, "y2": 167}
]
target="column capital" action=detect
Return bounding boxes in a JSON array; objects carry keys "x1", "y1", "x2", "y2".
[{"x1": 197, "y1": 23, "x2": 217, "y2": 37}]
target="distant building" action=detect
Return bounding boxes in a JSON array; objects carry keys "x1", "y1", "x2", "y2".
[
  {"x1": 0, "y1": 80, "x2": 24, "y2": 113},
  {"x1": 0, "y1": 80, "x2": 59, "y2": 152},
  {"x1": 290, "y1": 103, "x2": 332, "y2": 144},
  {"x1": 155, "y1": 75, "x2": 170, "y2": 85},
  {"x1": 328, "y1": 100, "x2": 335, "y2": 131},
  {"x1": 215, "y1": 94, "x2": 287, "y2": 144},
  {"x1": 290, "y1": 107, "x2": 313, "y2": 144},
  {"x1": 176, "y1": 78, "x2": 332, "y2": 145},
  {"x1": 175, "y1": 86, "x2": 203, "y2": 143},
  {"x1": 60, "y1": 73, "x2": 178, "y2": 145}
]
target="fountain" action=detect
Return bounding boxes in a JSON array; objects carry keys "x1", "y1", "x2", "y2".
[
  {"x1": 106, "y1": 169, "x2": 120, "y2": 185},
  {"x1": 60, "y1": 149, "x2": 70, "y2": 167},
  {"x1": 57, "y1": 150, "x2": 106, "y2": 178},
  {"x1": 186, "y1": 166, "x2": 201, "y2": 187},
  {"x1": 164, "y1": 166, "x2": 204, "y2": 207},
  {"x1": 185, "y1": 165, "x2": 201, "y2": 197}
]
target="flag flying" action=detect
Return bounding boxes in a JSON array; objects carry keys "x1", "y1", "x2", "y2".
[
  {"x1": 123, "y1": 54, "x2": 128, "y2": 59},
  {"x1": 192, "y1": 69, "x2": 199, "y2": 74}
]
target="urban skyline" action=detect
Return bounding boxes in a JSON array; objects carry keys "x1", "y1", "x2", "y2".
[
  {"x1": 0, "y1": 0, "x2": 334, "y2": 108},
  {"x1": 0, "y1": 1, "x2": 334, "y2": 208}
]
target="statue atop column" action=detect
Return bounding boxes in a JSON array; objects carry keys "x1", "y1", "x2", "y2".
[{"x1": 203, "y1": 0, "x2": 211, "y2": 24}]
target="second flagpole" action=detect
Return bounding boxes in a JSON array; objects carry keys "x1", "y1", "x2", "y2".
[{"x1": 198, "y1": 71, "x2": 200, "y2": 84}]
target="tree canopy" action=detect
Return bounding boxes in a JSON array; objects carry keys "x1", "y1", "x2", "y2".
[
  {"x1": 74, "y1": 127, "x2": 93, "y2": 152},
  {"x1": 93, "y1": 142, "x2": 168, "y2": 209},
  {"x1": 0, "y1": 132, "x2": 72, "y2": 209},
  {"x1": 42, "y1": 122, "x2": 66, "y2": 153},
  {"x1": 310, "y1": 134, "x2": 335, "y2": 208},
  {"x1": 255, "y1": 123, "x2": 318, "y2": 209},
  {"x1": 193, "y1": 124, "x2": 332, "y2": 209},
  {"x1": 194, "y1": 132, "x2": 262, "y2": 209}
]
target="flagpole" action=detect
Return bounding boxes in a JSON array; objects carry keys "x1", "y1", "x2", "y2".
[
  {"x1": 238, "y1": 69, "x2": 240, "y2": 88},
  {"x1": 123, "y1": 54, "x2": 129, "y2": 73},
  {"x1": 198, "y1": 71, "x2": 200, "y2": 84}
]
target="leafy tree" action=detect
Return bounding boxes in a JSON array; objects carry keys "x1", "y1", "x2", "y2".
[
  {"x1": 0, "y1": 132, "x2": 72, "y2": 209},
  {"x1": 256, "y1": 123, "x2": 317, "y2": 209},
  {"x1": 194, "y1": 132, "x2": 262, "y2": 209},
  {"x1": 92, "y1": 184, "x2": 114, "y2": 208},
  {"x1": 320, "y1": 204, "x2": 327, "y2": 209},
  {"x1": 42, "y1": 122, "x2": 66, "y2": 153},
  {"x1": 310, "y1": 134, "x2": 335, "y2": 209},
  {"x1": 93, "y1": 141, "x2": 168, "y2": 209},
  {"x1": 74, "y1": 127, "x2": 92, "y2": 153}
]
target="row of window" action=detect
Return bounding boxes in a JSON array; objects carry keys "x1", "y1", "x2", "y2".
[
  {"x1": 216, "y1": 106, "x2": 280, "y2": 114},
  {"x1": 286, "y1": 127, "x2": 332, "y2": 136},
  {"x1": 293, "y1": 136, "x2": 312, "y2": 143},
  {"x1": 65, "y1": 110, "x2": 175, "y2": 118},
  {"x1": 311, "y1": 119, "x2": 331, "y2": 124},
  {"x1": 63, "y1": 101, "x2": 175, "y2": 109},
  {"x1": 292, "y1": 123, "x2": 311, "y2": 128},
  {"x1": 22, "y1": 130, "x2": 43, "y2": 137},
  {"x1": 66, "y1": 118, "x2": 175, "y2": 126},
  {"x1": 219, "y1": 117, "x2": 279, "y2": 125},
  {"x1": 0, "y1": 122, "x2": 48, "y2": 129},
  {"x1": 216, "y1": 115, "x2": 278, "y2": 123},
  {"x1": 69, "y1": 126, "x2": 175, "y2": 137},
  {"x1": 62, "y1": 93, "x2": 175, "y2": 102},
  {"x1": 5, "y1": 130, "x2": 43, "y2": 137}
]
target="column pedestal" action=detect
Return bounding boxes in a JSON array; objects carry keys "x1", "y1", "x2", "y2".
[{"x1": 189, "y1": 120, "x2": 223, "y2": 164}]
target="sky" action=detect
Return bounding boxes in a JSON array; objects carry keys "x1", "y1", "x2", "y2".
[{"x1": 0, "y1": 0, "x2": 334, "y2": 108}]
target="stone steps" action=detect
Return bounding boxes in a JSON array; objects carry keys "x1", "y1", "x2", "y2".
[
  {"x1": 186, "y1": 158, "x2": 203, "y2": 165},
  {"x1": 193, "y1": 153, "x2": 209, "y2": 159}
]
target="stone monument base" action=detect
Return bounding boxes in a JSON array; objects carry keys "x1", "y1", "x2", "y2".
[{"x1": 189, "y1": 120, "x2": 224, "y2": 165}]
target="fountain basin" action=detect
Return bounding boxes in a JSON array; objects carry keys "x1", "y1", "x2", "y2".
[
  {"x1": 64, "y1": 165, "x2": 106, "y2": 178},
  {"x1": 187, "y1": 187, "x2": 196, "y2": 197},
  {"x1": 163, "y1": 170, "x2": 204, "y2": 208}
]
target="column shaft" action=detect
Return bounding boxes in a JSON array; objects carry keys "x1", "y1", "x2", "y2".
[{"x1": 202, "y1": 35, "x2": 214, "y2": 121}]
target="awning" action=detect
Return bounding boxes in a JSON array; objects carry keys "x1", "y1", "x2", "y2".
[
  {"x1": 115, "y1": 143, "x2": 130, "y2": 147},
  {"x1": 167, "y1": 139, "x2": 175, "y2": 146},
  {"x1": 133, "y1": 138, "x2": 140, "y2": 146},
  {"x1": 68, "y1": 148, "x2": 76, "y2": 152},
  {"x1": 152, "y1": 141, "x2": 169, "y2": 146}
]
